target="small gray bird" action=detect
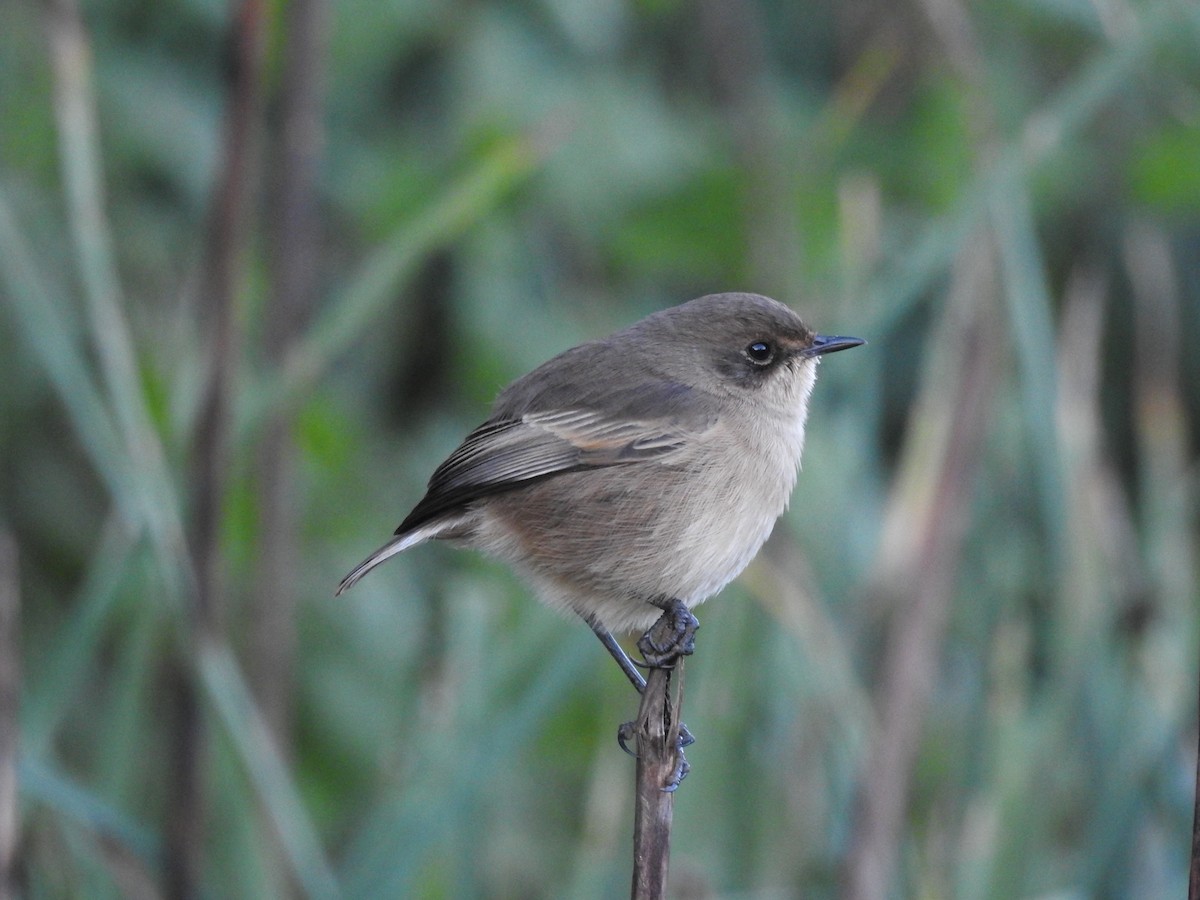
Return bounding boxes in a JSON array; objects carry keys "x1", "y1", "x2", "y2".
[{"x1": 337, "y1": 292, "x2": 862, "y2": 730}]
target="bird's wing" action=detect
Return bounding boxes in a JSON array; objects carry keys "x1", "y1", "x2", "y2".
[{"x1": 394, "y1": 391, "x2": 714, "y2": 536}]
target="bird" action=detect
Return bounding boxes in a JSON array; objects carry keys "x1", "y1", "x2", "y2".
[{"x1": 337, "y1": 292, "x2": 862, "y2": 769}]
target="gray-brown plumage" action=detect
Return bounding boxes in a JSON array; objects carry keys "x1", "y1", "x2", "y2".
[{"x1": 337, "y1": 292, "x2": 862, "y2": 632}]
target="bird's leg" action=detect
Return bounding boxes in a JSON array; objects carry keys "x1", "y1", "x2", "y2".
[
  {"x1": 586, "y1": 618, "x2": 695, "y2": 759},
  {"x1": 589, "y1": 619, "x2": 647, "y2": 694},
  {"x1": 637, "y1": 597, "x2": 699, "y2": 669}
]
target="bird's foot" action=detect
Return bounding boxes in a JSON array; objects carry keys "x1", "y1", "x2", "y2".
[
  {"x1": 616, "y1": 721, "x2": 693, "y2": 791},
  {"x1": 637, "y1": 598, "x2": 699, "y2": 668},
  {"x1": 617, "y1": 720, "x2": 637, "y2": 757},
  {"x1": 664, "y1": 748, "x2": 690, "y2": 792},
  {"x1": 617, "y1": 720, "x2": 695, "y2": 756}
]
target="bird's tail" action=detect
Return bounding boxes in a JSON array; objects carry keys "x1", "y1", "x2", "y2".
[{"x1": 335, "y1": 520, "x2": 454, "y2": 596}]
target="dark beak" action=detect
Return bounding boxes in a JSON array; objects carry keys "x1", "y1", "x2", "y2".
[{"x1": 805, "y1": 334, "x2": 865, "y2": 357}]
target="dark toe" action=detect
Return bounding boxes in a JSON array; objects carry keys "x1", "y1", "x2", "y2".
[
  {"x1": 617, "y1": 721, "x2": 638, "y2": 757},
  {"x1": 637, "y1": 605, "x2": 699, "y2": 667}
]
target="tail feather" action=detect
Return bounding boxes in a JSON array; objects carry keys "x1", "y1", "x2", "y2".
[{"x1": 335, "y1": 520, "x2": 455, "y2": 596}]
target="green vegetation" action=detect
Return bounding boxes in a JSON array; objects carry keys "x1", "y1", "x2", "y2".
[{"x1": 2, "y1": 0, "x2": 1198, "y2": 896}]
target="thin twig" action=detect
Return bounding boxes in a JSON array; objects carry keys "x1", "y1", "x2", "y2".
[
  {"x1": 1121, "y1": 222, "x2": 1195, "y2": 897},
  {"x1": 168, "y1": 0, "x2": 267, "y2": 895},
  {"x1": 250, "y1": 1, "x2": 328, "y2": 888},
  {"x1": 630, "y1": 663, "x2": 684, "y2": 900},
  {"x1": 1190, "y1": 676, "x2": 1200, "y2": 900},
  {"x1": 252, "y1": 0, "x2": 329, "y2": 749},
  {"x1": 0, "y1": 530, "x2": 19, "y2": 899}
]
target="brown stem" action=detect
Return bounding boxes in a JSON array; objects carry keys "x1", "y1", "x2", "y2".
[
  {"x1": 168, "y1": 1, "x2": 267, "y2": 895},
  {"x1": 1190, "y1": 676, "x2": 1200, "y2": 900},
  {"x1": 0, "y1": 531, "x2": 19, "y2": 898},
  {"x1": 252, "y1": 0, "x2": 329, "y2": 750},
  {"x1": 630, "y1": 663, "x2": 684, "y2": 900}
]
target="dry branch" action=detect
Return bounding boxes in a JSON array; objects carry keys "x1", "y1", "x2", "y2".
[
  {"x1": 0, "y1": 531, "x2": 19, "y2": 899},
  {"x1": 169, "y1": 0, "x2": 267, "y2": 894},
  {"x1": 630, "y1": 662, "x2": 686, "y2": 900}
]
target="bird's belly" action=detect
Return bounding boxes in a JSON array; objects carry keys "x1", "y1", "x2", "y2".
[{"x1": 473, "y1": 448, "x2": 797, "y2": 631}]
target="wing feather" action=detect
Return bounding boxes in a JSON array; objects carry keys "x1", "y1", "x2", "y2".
[{"x1": 394, "y1": 398, "x2": 712, "y2": 536}]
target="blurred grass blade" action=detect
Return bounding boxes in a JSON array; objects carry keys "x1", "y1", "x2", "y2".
[
  {"x1": 0, "y1": 529, "x2": 16, "y2": 895},
  {"x1": 0, "y1": 189, "x2": 190, "y2": 611},
  {"x1": 46, "y1": 0, "x2": 194, "y2": 604},
  {"x1": 864, "y1": 191, "x2": 984, "y2": 335},
  {"x1": 1017, "y1": 0, "x2": 1189, "y2": 162},
  {"x1": 0, "y1": 193, "x2": 135, "y2": 519},
  {"x1": 989, "y1": 182, "x2": 1066, "y2": 573},
  {"x1": 21, "y1": 517, "x2": 137, "y2": 757},
  {"x1": 199, "y1": 640, "x2": 341, "y2": 900},
  {"x1": 340, "y1": 621, "x2": 590, "y2": 898},
  {"x1": 865, "y1": 0, "x2": 1188, "y2": 342},
  {"x1": 19, "y1": 756, "x2": 159, "y2": 864},
  {"x1": 242, "y1": 135, "x2": 542, "y2": 436},
  {"x1": 847, "y1": 238, "x2": 1003, "y2": 899}
]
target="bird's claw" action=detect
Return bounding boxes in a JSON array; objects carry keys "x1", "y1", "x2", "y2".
[
  {"x1": 617, "y1": 720, "x2": 637, "y2": 757},
  {"x1": 637, "y1": 600, "x2": 699, "y2": 668},
  {"x1": 617, "y1": 721, "x2": 694, "y2": 755},
  {"x1": 663, "y1": 749, "x2": 690, "y2": 792},
  {"x1": 615, "y1": 720, "x2": 694, "y2": 789}
]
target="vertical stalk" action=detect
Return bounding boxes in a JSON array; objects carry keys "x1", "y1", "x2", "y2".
[
  {"x1": 1191, "y1": 690, "x2": 1200, "y2": 900},
  {"x1": 252, "y1": 0, "x2": 330, "y2": 748},
  {"x1": 630, "y1": 664, "x2": 684, "y2": 900},
  {"x1": 167, "y1": 0, "x2": 267, "y2": 895},
  {"x1": 0, "y1": 531, "x2": 19, "y2": 898}
]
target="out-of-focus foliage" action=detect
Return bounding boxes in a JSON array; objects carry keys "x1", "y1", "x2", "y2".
[{"x1": 2, "y1": 0, "x2": 1199, "y2": 896}]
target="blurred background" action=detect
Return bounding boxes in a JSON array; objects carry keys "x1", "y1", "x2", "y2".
[{"x1": 2, "y1": 0, "x2": 1199, "y2": 896}]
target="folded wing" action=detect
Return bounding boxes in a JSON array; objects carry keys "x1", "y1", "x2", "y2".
[
  {"x1": 394, "y1": 402, "x2": 709, "y2": 536},
  {"x1": 336, "y1": 380, "x2": 714, "y2": 596}
]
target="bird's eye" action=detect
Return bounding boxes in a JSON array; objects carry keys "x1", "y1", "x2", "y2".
[{"x1": 745, "y1": 341, "x2": 775, "y2": 365}]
